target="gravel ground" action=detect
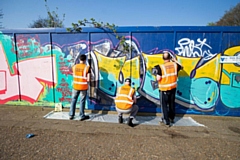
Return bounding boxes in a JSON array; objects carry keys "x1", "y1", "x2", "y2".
[{"x1": 0, "y1": 105, "x2": 239, "y2": 160}]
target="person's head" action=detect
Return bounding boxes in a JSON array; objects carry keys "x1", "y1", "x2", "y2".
[
  {"x1": 124, "y1": 78, "x2": 131, "y2": 86},
  {"x1": 80, "y1": 54, "x2": 87, "y2": 62},
  {"x1": 162, "y1": 51, "x2": 171, "y2": 61}
]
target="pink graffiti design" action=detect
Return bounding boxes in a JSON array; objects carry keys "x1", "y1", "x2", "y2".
[{"x1": 0, "y1": 43, "x2": 56, "y2": 104}]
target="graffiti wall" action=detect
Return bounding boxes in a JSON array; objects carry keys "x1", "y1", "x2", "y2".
[{"x1": 0, "y1": 27, "x2": 240, "y2": 116}]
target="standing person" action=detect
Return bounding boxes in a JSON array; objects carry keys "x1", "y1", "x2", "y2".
[
  {"x1": 155, "y1": 51, "x2": 183, "y2": 126},
  {"x1": 69, "y1": 54, "x2": 91, "y2": 121},
  {"x1": 115, "y1": 78, "x2": 139, "y2": 127}
]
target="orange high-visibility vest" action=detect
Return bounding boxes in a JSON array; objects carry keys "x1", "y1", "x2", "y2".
[
  {"x1": 72, "y1": 63, "x2": 89, "y2": 90},
  {"x1": 158, "y1": 62, "x2": 178, "y2": 91},
  {"x1": 115, "y1": 85, "x2": 135, "y2": 110}
]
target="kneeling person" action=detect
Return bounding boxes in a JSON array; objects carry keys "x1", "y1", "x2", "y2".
[{"x1": 115, "y1": 78, "x2": 139, "y2": 127}]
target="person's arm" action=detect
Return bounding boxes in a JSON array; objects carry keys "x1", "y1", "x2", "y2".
[
  {"x1": 133, "y1": 97, "x2": 137, "y2": 104},
  {"x1": 154, "y1": 65, "x2": 162, "y2": 81},
  {"x1": 87, "y1": 66, "x2": 91, "y2": 82},
  {"x1": 74, "y1": 52, "x2": 81, "y2": 65},
  {"x1": 177, "y1": 63, "x2": 183, "y2": 72},
  {"x1": 87, "y1": 73, "x2": 90, "y2": 82},
  {"x1": 172, "y1": 58, "x2": 183, "y2": 71},
  {"x1": 132, "y1": 90, "x2": 137, "y2": 104},
  {"x1": 69, "y1": 65, "x2": 74, "y2": 73}
]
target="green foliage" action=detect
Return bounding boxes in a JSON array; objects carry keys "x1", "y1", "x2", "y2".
[
  {"x1": 66, "y1": 19, "x2": 133, "y2": 53},
  {"x1": 66, "y1": 18, "x2": 116, "y2": 33},
  {"x1": 28, "y1": 17, "x2": 49, "y2": 28},
  {"x1": 207, "y1": 22, "x2": 217, "y2": 26},
  {"x1": 29, "y1": 0, "x2": 65, "y2": 28},
  {"x1": 207, "y1": 2, "x2": 240, "y2": 26},
  {"x1": 45, "y1": 4, "x2": 65, "y2": 28}
]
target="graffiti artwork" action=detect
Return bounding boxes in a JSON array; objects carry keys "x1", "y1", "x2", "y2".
[{"x1": 0, "y1": 27, "x2": 239, "y2": 116}]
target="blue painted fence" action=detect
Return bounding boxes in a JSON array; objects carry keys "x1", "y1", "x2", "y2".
[{"x1": 0, "y1": 26, "x2": 240, "y2": 116}]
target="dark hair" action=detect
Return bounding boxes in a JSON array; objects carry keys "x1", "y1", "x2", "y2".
[
  {"x1": 80, "y1": 54, "x2": 87, "y2": 61},
  {"x1": 125, "y1": 78, "x2": 131, "y2": 83},
  {"x1": 163, "y1": 52, "x2": 171, "y2": 60}
]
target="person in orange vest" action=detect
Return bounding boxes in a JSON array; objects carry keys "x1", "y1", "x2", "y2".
[
  {"x1": 155, "y1": 51, "x2": 183, "y2": 126},
  {"x1": 69, "y1": 54, "x2": 91, "y2": 121},
  {"x1": 115, "y1": 78, "x2": 139, "y2": 127}
]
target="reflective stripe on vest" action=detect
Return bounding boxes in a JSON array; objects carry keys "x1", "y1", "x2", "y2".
[
  {"x1": 115, "y1": 86, "x2": 134, "y2": 110},
  {"x1": 116, "y1": 87, "x2": 133, "y2": 100},
  {"x1": 72, "y1": 64, "x2": 89, "y2": 90},
  {"x1": 158, "y1": 62, "x2": 178, "y2": 91},
  {"x1": 158, "y1": 82, "x2": 177, "y2": 88}
]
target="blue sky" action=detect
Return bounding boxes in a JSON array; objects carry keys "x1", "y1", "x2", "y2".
[{"x1": 1, "y1": 0, "x2": 239, "y2": 29}]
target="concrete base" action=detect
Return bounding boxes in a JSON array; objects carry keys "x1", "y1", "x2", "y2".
[{"x1": 44, "y1": 111, "x2": 205, "y2": 127}]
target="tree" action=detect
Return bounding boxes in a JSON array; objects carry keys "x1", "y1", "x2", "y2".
[
  {"x1": 66, "y1": 19, "x2": 130, "y2": 53},
  {"x1": 207, "y1": 22, "x2": 216, "y2": 26},
  {"x1": 28, "y1": 17, "x2": 50, "y2": 28},
  {"x1": 208, "y1": 2, "x2": 240, "y2": 26},
  {"x1": 29, "y1": 0, "x2": 65, "y2": 28}
]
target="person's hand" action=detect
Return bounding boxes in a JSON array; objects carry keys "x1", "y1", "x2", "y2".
[
  {"x1": 172, "y1": 57, "x2": 183, "y2": 69},
  {"x1": 156, "y1": 75, "x2": 161, "y2": 81},
  {"x1": 171, "y1": 57, "x2": 177, "y2": 62}
]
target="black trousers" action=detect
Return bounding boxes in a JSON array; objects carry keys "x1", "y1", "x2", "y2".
[{"x1": 160, "y1": 88, "x2": 176, "y2": 124}]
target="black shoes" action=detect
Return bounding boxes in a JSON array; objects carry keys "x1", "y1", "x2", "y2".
[
  {"x1": 170, "y1": 119, "x2": 174, "y2": 124},
  {"x1": 118, "y1": 116, "x2": 123, "y2": 123},
  {"x1": 160, "y1": 118, "x2": 170, "y2": 127},
  {"x1": 118, "y1": 116, "x2": 134, "y2": 127},
  {"x1": 80, "y1": 115, "x2": 90, "y2": 121},
  {"x1": 70, "y1": 115, "x2": 90, "y2": 121},
  {"x1": 127, "y1": 118, "x2": 134, "y2": 127}
]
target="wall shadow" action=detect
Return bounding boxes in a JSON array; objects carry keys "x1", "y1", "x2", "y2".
[{"x1": 174, "y1": 68, "x2": 192, "y2": 121}]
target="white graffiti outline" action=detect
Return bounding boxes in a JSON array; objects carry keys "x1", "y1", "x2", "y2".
[{"x1": 175, "y1": 38, "x2": 216, "y2": 60}]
